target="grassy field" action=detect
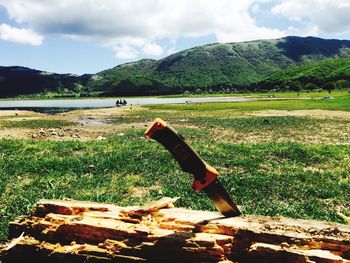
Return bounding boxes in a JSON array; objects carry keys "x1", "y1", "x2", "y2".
[
  {"x1": 0, "y1": 119, "x2": 75, "y2": 129},
  {"x1": 2, "y1": 88, "x2": 347, "y2": 101},
  {"x1": 159, "y1": 89, "x2": 349, "y2": 98},
  {"x1": 0, "y1": 94, "x2": 349, "y2": 242},
  {"x1": 149, "y1": 93, "x2": 350, "y2": 111}
]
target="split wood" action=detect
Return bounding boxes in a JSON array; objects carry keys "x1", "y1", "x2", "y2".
[{"x1": 0, "y1": 197, "x2": 349, "y2": 262}]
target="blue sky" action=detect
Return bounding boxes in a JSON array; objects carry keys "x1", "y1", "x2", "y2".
[{"x1": 0, "y1": 0, "x2": 350, "y2": 75}]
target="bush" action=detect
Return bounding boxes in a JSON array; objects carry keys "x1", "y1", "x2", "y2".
[
  {"x1": 336, "y1": 79, "x2": 350, "y2": 89},
  {"x1": 304, "y1": 83, "x2": 319, "y2": 91},
  {"x1": 322, "y1": 82, "x2": 336, "y2": 93}
]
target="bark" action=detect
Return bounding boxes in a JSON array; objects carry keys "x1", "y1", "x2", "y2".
[{"x1": 0, "y1": 197, "x2": 349, "y2": 262}]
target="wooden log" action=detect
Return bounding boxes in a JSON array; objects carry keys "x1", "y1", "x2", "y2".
[{"x1": 0, "y1": 198, "x2": 349, "y2": 262}]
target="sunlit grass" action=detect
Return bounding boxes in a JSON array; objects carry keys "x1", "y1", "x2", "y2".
[
  {"x1": 0, "y1": 119, "x2": 75, "y2": 129},
  {"x1": 158, "y1": 89, "x2": 348, "y2": 99},
  {"x1": 147, "y1": 94, "x2": 350, "y2": 112},
  {"x1": 0, "y1": 127, "x2": 349, "y2": 241}
]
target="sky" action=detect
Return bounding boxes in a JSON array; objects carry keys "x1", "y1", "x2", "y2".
[{"x1": 0, "y1": 0, "x2": 350, "y2": 75}]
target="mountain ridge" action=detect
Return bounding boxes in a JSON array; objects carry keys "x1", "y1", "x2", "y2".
[
  {"x1": 85, "y1": 36, "x2": 350, "y2": 95},
  {"x1": 1, "y1": 36, "x2": 350, "y2": 97}
]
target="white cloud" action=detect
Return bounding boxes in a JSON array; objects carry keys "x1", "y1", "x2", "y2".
[
  {"x1": 284, "y1": 25, "x2": 320, "y2": 38},
  {"x1": 2, "y1": 0, "x2": 350, "y2": 60},
  {"x1": 113, "y1": 45, "x2": 138, "y2": 59},
  {"x1": 142, "y1": 42, "x2": 163, "y2": 57},
  {"x1": 111, "y1": 37, "x2": 163, "y2": 59},
  {"x1": 0, "y1": 23, "x2": 43, "y2": 45},
  {"x1": 272, "y1": 0, "x2": 350, "y2": 34},
  {"x1": 0, "y1": 0, "x2": 285, "y2": 58}
]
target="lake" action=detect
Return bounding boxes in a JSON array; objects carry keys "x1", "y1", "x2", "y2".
[{"x1": 0, "y1": 96, "x2": 258, "y2": 113}]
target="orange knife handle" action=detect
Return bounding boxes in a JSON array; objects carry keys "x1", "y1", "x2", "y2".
[{"x1": 145, "y1": 118, "x2": 218, "y2": 191}]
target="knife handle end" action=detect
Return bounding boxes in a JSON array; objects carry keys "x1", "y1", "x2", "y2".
[{"x1": 145, "y1": 118, "x2": 167, "y2": 138}]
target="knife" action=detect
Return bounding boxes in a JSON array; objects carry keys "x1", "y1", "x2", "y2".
[{"x1": 145, "y1": 118, "x2": 241, "y2": 217}]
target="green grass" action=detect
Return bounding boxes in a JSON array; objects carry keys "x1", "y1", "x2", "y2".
[
  {"x1": 244, "y1": 89, "x2": 348, "y2": 98},
  {"x1": 158, "y1": 89, "x2": 348, "y2": 99},
  {"x1": 0, "y1": 128, "x2": 349, "y2": 241},
  {"x1": 0, "y1": 119, "x2": 75, "y2": 129},
  {"x1": 147, "y1": 94, "x2": 350, "y2": 112}
]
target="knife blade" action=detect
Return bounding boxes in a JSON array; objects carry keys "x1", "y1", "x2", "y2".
[{"x1": 145, "y1": 118, "x2": 241, "y2": 217}]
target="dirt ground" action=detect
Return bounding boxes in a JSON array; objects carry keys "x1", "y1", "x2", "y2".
[
  {"x1": 0, "y1": 107, "x2": 144, "y2": 141},
  {"x1": 0, "y1": 107, "x2": 349, "y2": 144},
  {"x1": 248, "y1": 109, "x2": 350, "y2": 120}
]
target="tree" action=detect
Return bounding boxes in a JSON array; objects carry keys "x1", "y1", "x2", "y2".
[
  {"x1": 322, "y1": 82, "x2": 336, "y2": 93},
  {"x1": 304, "y1": 83, "x2": 318, "y2": 91},
  {"x1": 288, "y1": 81, "x2": 302, "y2": 91},
  {"x1": 336, "y1": 79, "x2": 350, "y2": 89}
]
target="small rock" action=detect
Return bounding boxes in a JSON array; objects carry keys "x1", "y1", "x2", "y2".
[
  {"x1": 48, "y1": 128, "x2": 55, "y2": 132},
  {"x1": 32, "y1": 134, "x2": 37, "y2": 139},
  {"x1": 38, "y1": 128, "x2": 45, "y2": 134},
  {"x1": 96, "y1": 135, "x2": 106, "y2": 140},
  {"x1": 117, "y1": 133, "x2": 125, "y2": 137},
  {"x1": 51, "y1": 132, "x2": 58, "y2": 136},
  {"x1": 58, "y1": 132, "x2": 65, "y2": 137}
]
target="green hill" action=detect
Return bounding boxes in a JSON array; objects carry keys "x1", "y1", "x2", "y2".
[
  {"x1": 0, "y1": 66, "x2": 90, "y2": 98},
  {"x1": 257, "y1": 58, "x2": 350, "y2": 91},
  {"x1": 86, "y1": 36, "x2": 350, "y2": 95},
  {"x1": 2, "y1": 36, "x2": 350, "y2": 97}
]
